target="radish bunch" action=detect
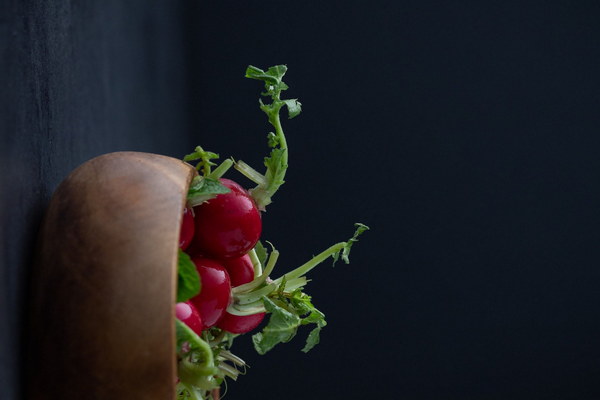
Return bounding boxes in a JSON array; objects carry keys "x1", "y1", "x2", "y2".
[{"x1": 174, "y1": 65, "x2": 368, "y2": 400}]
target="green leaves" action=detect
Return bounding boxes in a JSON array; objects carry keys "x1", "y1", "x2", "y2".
[
  {"x1": 187, "y1": 176, "x2": 230, "y2": 207},
  {"x1": 336, "y1": 223, "x2": 370, "y2": 265},
  {"x1": 283, "y1": 99, "x2": 302, "y2": 119},
  {"x1": 247, "y1": 147, "x2": 287, "y2": 210},
  {"x1": 233, "y1": 223, "x2": 369, "y2": 356},
  {"x1": 177, "y1": 250, "x2": 201, "y2": 303},
  {"x1": 246, "y1": 64, "x2": 302, "y2": 120},
  {"x1": 252, "y1": 297, "x2": 301, "y2": 355},
  {"x1": 245, "y1": 64, "x2": 286, "y2": 83},
  {"x1": 235, "y1": 65, "x2": 302, "y2": 210},
  {"x1": 184, "y1": 144, "x2": 232, "y2": 207},
  {"x1": 302, "y1": 323, "x2": 325, "y2": 353},
  {"x1": 184, "y1": 146, "x2": 220, "y2": 176},
  {"x1": 252, "y1": 291, "x2": 327, "y2": 355},
  {"x1": 290, "y1": 291, "x2": 327, "y2": 353},
  {"x1": 245, "y1": 65, "x2": 289, "y2": 97}
]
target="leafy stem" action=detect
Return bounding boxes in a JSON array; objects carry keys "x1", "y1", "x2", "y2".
[
  {"x1": 230, "y1": 223, "x2": 368, "y2": 312},
  {"x1": 234, "y1": 65, "x2": 301, "y2": 210},
  {"x1": 176, "y1": 320, "x2": 219, "y2": 391},
  {"x1": 208, "y1": 159, "x2": 234, "y2": 180},
  {"x1": 184, "y1": 146, "x2": 219, "y2": 177},
  {"x1": 183, "y1": 147, "x2": 232, "y2": 207}
]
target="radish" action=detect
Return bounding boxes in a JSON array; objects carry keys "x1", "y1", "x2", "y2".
[
  {"x1": 221, "y1": 254, "x2": 255, "y2": 287},
  {"x1": 217, "y1": 254, "x2": 265, "y2": 334},
  {"x1": 174, "y1": 64, "x2": 368, "y2": 400},
  {"x1": 179, "y1": 207, "x2": 195, "y2": 250},
  {"x1": 175, "y1": 301, "x2": 204, "y2": 336},
  {"x1": 191, "y1": 178, "x2": 262, "y2": 259},
  {"x1": 189, "y1": 257, "x2": 231, "y2": 328},
  {"x1": 217, "y1": 312, "x2": 265, "y2": 335}
]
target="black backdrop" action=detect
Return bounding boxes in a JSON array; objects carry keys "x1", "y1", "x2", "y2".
[{"x1": 2, "y1": 1, "x2": 600, "y2": 399}]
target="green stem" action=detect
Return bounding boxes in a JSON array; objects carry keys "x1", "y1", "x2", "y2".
[
  {"x1": 217, "y1": 350, "x2": 246, "y2": 367},
  {"x1": 189, "y1": 334, "x2": 215, "y2": 369},
  {"x1": 176, "y1": 320, "x2": 218, "y2": 390},
  {"x1": 272, "y1": 242, "x2": 346, "y2": 286},
  {"x1": 233, "y1": 160, "x2": 266, "y2": 185},
  {"x1": 235, "y1": 276, "x2": 308, "y2": 305},
  {"x1": 179, "y1": 358, "x2": 217, "y2": 390},
  {"x1": 253, "y1": 108, "x2": 289, "y2": 206},
  {"x1": 227, "y1": 302, "x2": 266, "y2": 316},
  {"x1": 218, "y1": 362, "x2": 240, "y2": 380},
  {"x1": 198, "y1": 146, "x2": 212, "y2": 176},
  {"x1": 208, "y1": 159, "x2": 233, "y2": 180},
  {"x1": 181, "y1": 383, "x2": 204, "y2": 400},
  {"x1": 248, "y1": 248, "x2": 262, "y2": 277},
  {"x1": 228, "y1": 276, "x2": 308, "y2": 315},
  {"x1": 280, "y1": 276, "x2": 309, "y2": 292},
  {"x1": 232, "y1": 250, "x2": 279, "y2": 294},
  {"x1": 209, "y1": 330, "x2": 227, "y2": 347},
  {"x1": 271, "y1": 111, "x2": 288, "y2": 168},
  {"x1": 235, "y1": 282, "x2": 278, "y2": 304}
]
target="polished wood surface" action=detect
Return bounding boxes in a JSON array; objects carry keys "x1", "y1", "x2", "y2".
[{"x1": 28, "y1": 152, "x2": 195, "y2": 399}]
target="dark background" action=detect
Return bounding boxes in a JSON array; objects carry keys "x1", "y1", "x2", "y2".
[{"x1": 2, "y1": 1, "x2": 600, "y2": 399}]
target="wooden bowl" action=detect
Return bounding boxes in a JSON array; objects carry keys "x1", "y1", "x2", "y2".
[{"x1": 27, "y1": 152, "x2": 196, "y2": 399}]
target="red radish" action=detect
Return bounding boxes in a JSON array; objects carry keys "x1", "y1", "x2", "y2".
[
  {"x1": 222, "y1": 254, "x2": 255, "y2": 287},
  {"x1": 217, "y1": 310, "x2": 265, "y2": 335},
  {"x1": 192, "y1": 179, "x2": 262, "y2": 259},
  {"x1": 175, "y1": 301, "x2": 204, "y2": 336},
  {"x1": 190, "y1": 257, "x2": 232, "y2": 328},
  {"x1": 217, "y1": 254, "x2": 266, "y2": 334},
  {"x1": 179, "y1": 207, "x2": 195, "y2": 250}
]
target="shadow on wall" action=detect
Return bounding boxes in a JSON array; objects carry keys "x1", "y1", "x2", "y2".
[{"x1": 0, "y1": 1, "x2": 198, "y2": 399}]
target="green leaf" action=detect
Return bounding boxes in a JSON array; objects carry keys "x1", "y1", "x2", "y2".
[
  {"x1": 283, "y1": 99, "x2": 302, "y2": 119},
  {"x1": 252, "y1": 297, "x2": 301, "y2": 355},
  {"x1": 248, "y1": 147, "x2": 287, "y2": 210},
  {"x1": 183, "y1": 148, "x2": 219, "y2": 163},
  {"x1": 177, "y1": 250, "x2": 201, "y2": 302},
  {"x1": 267, "y1": 132, "x2": 279, "y2": 148},
  {"x1": 184, "y1": 146, "x2": 221, "y2": 176},
  {"x1": 341, "y1": 223, "x2": 370, "y2": 264},
  {"x1": 245, "y1": 65, "x2": 281, "y2": 84},
  {"x1": 187, "y1": 176, "x2": 230, "y2": 207},
  {"x1": 250, "y1": 290, "x2": 328, "y2": 355},
  {"x1": 245, "y1": 65, "x2": 289, "y2": 95},
  {"x1": 288, "y1": 290, "x2": 327, "y2": 353},
  {"x1": 332, "y1": 223, "x2": 370, "y2": 265},
  {"x1": 302, "y1": 321, "x2": 326, "y2": 353},
  {"x1": 264, "y1": 148, "x2": 286, "y2": 182},
  {"x1": 246, "y1": 65, "x2": 287, "y2": 90},
  {"x1": 289, "y1": 291, "x2": 324, "y2": 320}
]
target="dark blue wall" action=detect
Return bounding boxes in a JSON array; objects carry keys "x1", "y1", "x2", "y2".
[
  {"x1": 192, "y1": 2, "x2": 600, "y2": 399},
  {"x1": 0, "y1": 2, "x2": 194, "y2": 398}
]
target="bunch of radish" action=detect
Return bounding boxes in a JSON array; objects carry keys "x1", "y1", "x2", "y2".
[
  {"x1": 174, "y1": 65, "x2": 368, "y2": 400},
  {"x1": 177, "y1": 177, "x2": 265, "y2": 336}
]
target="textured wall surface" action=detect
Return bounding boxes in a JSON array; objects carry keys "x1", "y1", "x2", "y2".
[{"x1": 0, "y1": 2, "x2": 194, "y2": 398}]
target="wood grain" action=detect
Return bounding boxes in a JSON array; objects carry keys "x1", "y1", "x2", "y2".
[{"x1": 27, "y1": 152, "x2": 195, "y2": 400}]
